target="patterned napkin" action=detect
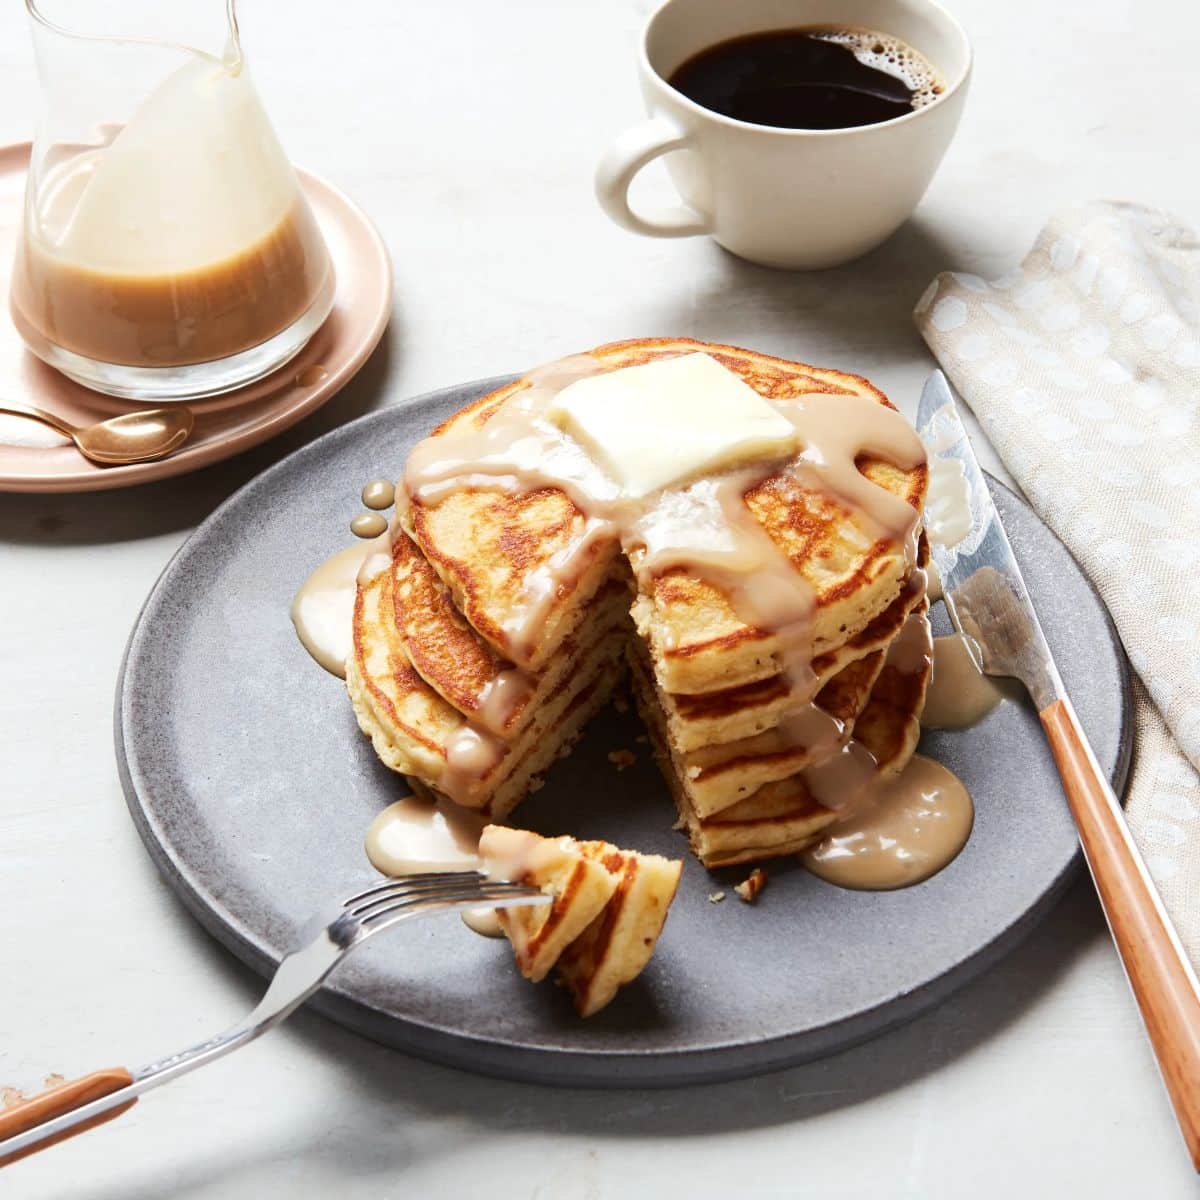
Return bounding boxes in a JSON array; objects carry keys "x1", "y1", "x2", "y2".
[{"x1": 914, "y1": 201, "x2": 1200, "y2": 959}]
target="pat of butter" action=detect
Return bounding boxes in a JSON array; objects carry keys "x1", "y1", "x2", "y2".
[{"x1": 547, "y1": 353, "x2": 797, "y2": 497}]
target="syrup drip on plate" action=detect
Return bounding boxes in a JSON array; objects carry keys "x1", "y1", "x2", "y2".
[
  {"x1": 350, "y1": 511, "x2": 388, "y2": 539},
  {"x1": 291, "y1": 478, "x2": 400, "y2": 678},
  {"x1": 364, "y1": 797, "x2": 509, "y2": 938},
  {"x1": 800, "y1": 606, "x2": 932, "y2": 812},
  {"x1": 361, "y1": 478, "x2": 396, "y2": 510},
  {"x1": 290, "y1": 542, "x2": 378, "y2": 678},
  {"x1": 802, "y1": 754, "x2": 974, "y2": 890},
  {"x1": 922, "y1": 633, "x2": 1017, "y2": 730}
]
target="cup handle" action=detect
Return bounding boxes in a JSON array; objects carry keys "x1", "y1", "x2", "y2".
[{"x1": 595, "y1": 116, "x2": 711, "y2": 238}]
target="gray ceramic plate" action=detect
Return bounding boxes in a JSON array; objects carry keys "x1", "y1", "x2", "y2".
[{"x1": 115, "y1": 376, "x2": 1133, "y2": 1088}]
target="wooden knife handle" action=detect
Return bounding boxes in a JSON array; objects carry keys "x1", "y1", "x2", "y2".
[
  {"x1": 1041, "y1": 697, "x2": 1200, "y2": 1170},
  {"x1": 0, "y1": 1069, "x2": 135, "y2": 1168}
]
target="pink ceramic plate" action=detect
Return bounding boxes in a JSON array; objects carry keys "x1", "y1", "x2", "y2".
[{"x1": 0, "y1": 142, "x2": 392, "y2": 493}]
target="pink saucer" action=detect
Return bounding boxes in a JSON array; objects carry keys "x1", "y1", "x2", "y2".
[{"x1": 0, "y1": 142, "x2": 392, "y2": 493}]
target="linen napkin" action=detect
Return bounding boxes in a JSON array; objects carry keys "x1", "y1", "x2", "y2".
[{"x1": 914, "y1": 201, "x2": 1200, "y2": 960}]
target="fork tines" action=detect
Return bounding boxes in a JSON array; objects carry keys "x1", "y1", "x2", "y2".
[
  {"x1": 343, "y1": 872, "x2": 549, "y2": 923},
  {"x1": 344, "y1": 870, "x2": 484, "y2": 908}
]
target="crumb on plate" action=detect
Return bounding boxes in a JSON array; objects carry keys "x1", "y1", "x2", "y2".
[{"x1": 735, "y1": 868, "x2": 768, "y2": 904}]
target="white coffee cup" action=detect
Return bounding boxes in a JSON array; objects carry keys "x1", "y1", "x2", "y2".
[{"x1": 595, "y1": 0, "x2": 971, "y2": 270}]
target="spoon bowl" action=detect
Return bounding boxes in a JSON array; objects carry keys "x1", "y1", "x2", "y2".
[{"x1": 74, "y1": 408, "x2": 194, "y2": 464}]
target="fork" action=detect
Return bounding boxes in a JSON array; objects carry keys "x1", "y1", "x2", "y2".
[{"x1": 0, "y1": 871, "x2": 548, "y2": 1168}]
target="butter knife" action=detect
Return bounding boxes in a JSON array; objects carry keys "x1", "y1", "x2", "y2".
[{"x1": 917, "y1": 369, "x2": 1200, "y2": 1171}]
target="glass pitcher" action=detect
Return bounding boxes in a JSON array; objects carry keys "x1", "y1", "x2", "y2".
[{"x1": 10, "y1": 0, "x2": 335, "y2": 401}]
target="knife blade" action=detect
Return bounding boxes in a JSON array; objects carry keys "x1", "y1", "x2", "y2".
[
  {"x1": 915, "y1": 368, "x2": 1200, "y2": 1171},
  {"x1": 915, "y1": 369, "x2": 1065, "y2": 710}
]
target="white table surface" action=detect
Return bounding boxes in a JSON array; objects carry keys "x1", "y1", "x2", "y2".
[{"x1": 3, "y1": 1, "x2": 1198, "y2": 1195}]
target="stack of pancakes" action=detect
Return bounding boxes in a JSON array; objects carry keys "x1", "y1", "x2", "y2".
[{"x1": 347, "y1": 338, "x2": 931, "y2": 869}]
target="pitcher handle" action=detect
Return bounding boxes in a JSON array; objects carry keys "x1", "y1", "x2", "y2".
[{"x1": 595, "y1": 116, "x2": 711, "y2": 238}]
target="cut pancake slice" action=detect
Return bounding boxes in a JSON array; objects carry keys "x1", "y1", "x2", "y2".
[
  {"x1": 631, "y1": 655, "x2": 836, "y2": 868},
  {"x1": 405, "y1": 658, "x2": 624, "y2": 819},
  {"x1": 638, "y1": 648, "x2": 886, "y2": 818},
  {"x1": 347, "y1": 561, "x2": 627, "y2": 816},
  {"x1": 678, "y1": 783, "x2": 838, "y2": 871},
  {"x1": 635, "y1": 604, "x2": 934, "y2": 868},
  {"x1": 480, "y1": 826, "x2": 682, "y2": 1015},
  {"x1": 389, "y1": 525, "x2": 631, "y2": 733},
  {"x1": 639, "y1": 549, "x2": 929, "y2": 817}
]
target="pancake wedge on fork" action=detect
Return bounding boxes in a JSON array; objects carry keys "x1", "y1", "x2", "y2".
[
  {"x1": 478, "y1": 826, "x2": 620, "y2": 982},
  {"x1": 480, "y1": 825, "x2": 682, "y2": 1015},
  {"x1": 556, "y1": 841, "x2": 683, "y2": 1017}
]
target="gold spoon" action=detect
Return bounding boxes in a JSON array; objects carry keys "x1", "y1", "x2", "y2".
[{"x1": 0, "y1": 400, "x2": 194, "y2": 466}]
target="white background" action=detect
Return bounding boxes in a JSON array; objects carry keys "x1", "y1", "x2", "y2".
[{"x1": 3, "y1": 0, "x2": 1199, "y2": 1195}]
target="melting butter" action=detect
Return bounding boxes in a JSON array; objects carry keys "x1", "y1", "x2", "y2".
[
  {"x1": 802, "y1": 755, "x2": 973, "y2": 890},
  {"x1": 923, "y1": 438, "x2": 972, "y2": 549},
  {"x1": 547, "y1": 353, "x2": 797, "y2": 497}
]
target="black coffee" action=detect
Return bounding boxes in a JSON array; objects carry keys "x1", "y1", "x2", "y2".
[{"x1": 668, "y1": 28, "x2": 942, "y2": 131}]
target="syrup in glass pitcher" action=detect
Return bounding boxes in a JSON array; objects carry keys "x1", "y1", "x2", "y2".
[{"x1": 10, "y1": 0, "x2": 335, "y2": 400}]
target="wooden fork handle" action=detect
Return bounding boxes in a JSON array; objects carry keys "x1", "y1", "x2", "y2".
[
  {"x1": 0, "y1": 1069, "x2": 135, "y2": 1168},
  {"x1": 1041, "y1": 697, "x2": 1200, "y2": 1170}
]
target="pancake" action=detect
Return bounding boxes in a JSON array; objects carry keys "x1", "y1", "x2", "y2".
[
  {"x1": 631, "y1": 642, "x2": 885, "y2": 818},
  {"x1": 389, "y1": 525, "x2": 631, "y2": 732},
  {"x1": 646, "y1": 557, "x2": 927, "y2": 755},
  {"x1": 347, "y1": 561, "x2": 627, "y2": 817},
  {"x1": 400, "y1": 338, "x2": 927, "y2": 693},
  {"x1": 480, "y1": 825, "x2": 682, "y2": 1015},
  {"x1": 630, "y1": 657, "x2": 836, "y2": 867}
]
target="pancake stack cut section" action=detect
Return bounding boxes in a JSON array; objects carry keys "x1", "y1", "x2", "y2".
[{"x1": 348, "y1": 336, "x2": 931, "y2": 874}]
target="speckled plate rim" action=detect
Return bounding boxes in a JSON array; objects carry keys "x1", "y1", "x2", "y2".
[
  {"x1": 114, "y1": 382, "x2": 1134, "y2": 1088},
  {"x1": 0, "y1": 142, "x2": 392, "y2": 494}
]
